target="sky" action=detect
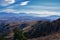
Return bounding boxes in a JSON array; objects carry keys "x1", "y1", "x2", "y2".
[{"x1": 0, "y1": 0, "x2": 60, "y2": 17}]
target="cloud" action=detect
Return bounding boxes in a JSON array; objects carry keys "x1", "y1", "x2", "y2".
[
  {"x1": 0, "y1": 9, "x2": 20, "y2": 13},
  {"x1": 26, "y1": 6, "x2": 60, "y2": 12},
  {"x1": 20, "y1": 1, "x2": 30, "y2": 6},
  {"x1": 0, "y1": 8, "x2": 60, "y2": 17},
  {"x1": 22, "y1": 10, "x2": 60, "y2": 16},
  {"x1": 0, "y1": 0, "x2": 15, "y2": 6}
]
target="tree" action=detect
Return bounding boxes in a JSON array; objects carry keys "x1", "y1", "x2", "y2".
[{"x1": 13, "y1": 27, "x2": 27, "y2": 40}]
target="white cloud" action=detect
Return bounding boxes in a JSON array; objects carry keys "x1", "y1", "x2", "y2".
[
  {"x1": 0, "y1": 9, "x2": 20, "y2": 13},
  {"x1": 26, "y1": 6, "x2": 60, "y2": 11},
  {"x1": 21, "y1": 10, "x2": 60, "y2": 16},
  {"x1": 0, "y1": 9, "x2": 60, "y2": 17},
  {"x1": 20, "y1": 1, "x2": 30, "y2": 6},
  {"x1": 0, "y1": 0, "x2": 15, "y2": 6}
]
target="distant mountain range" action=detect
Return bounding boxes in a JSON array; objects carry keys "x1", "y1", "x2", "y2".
[{"x1": 0, "y1": 12, "x2": 60, "y2": 22}]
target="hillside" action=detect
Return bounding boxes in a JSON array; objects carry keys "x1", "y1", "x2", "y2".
[
  {"x1": 23, "y1": 18, "x2": 60, "y2": 40},
  {"x1": 28, "y1": 32, "x2": 60, "y2": 40},
  {"x1": 0, "y1": 18, "x2": 60, "y2": 40}
]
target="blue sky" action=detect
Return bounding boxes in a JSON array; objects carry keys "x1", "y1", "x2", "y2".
[{"x1": 0, "y1": 0, "x2": 60, "y2": 17}]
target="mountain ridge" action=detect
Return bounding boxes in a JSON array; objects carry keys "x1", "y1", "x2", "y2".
[{"x1": 0, "y1": 12, "x2": 60, "y2": 21}]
